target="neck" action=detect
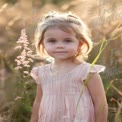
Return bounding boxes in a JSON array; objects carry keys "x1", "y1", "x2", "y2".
[
  {"x1": 53, "y1": 59, "x2": 72, "y2": 66},
  {"x1": 52, "y1": 58, "x2": 82, "y2": 67},
  {"x1": 50, "y1": 59, "x2": 83, "y2": 74}
]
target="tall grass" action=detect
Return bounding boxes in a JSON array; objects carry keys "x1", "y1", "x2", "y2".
[
  {"x1": 74, "y1": 34, "x2": 122, "y2": 121},
  {"x1": 0, "y1": 28, "x2": 121, "y2": 122}
]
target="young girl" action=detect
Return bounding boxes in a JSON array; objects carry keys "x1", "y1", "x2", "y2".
[{"x1": 30, "y1": 11, "x2": 108, "y2": 122}]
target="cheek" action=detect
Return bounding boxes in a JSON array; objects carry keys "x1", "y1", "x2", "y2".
[
  {"x1": 44, "y1": 44, "x2": 53, "y2": 53},
  {"x1": 68, "y1": 44, "x2": 79, "y2": 53}
]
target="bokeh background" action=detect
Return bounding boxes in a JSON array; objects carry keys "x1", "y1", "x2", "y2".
[{"x1": 0, "y1": 0, "x2": 122, "y2": 121}]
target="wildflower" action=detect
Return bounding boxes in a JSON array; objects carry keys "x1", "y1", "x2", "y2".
[
  {"x1": 15, "y1": 59, "x2": 21, "y2": 65},
  {"x1": 24, "y1": 65, "x2": 30, "y2": 67},
  {"x1": 23, "y1": 71, "x2": 29, "y2": 74},
  {"x1": 15, "y1": 66, "x2": 22, "y2": 70},
  {"x1": 14, "y1": 96, "x2": 23, "y2": 101},
  {"x1": 15, "y1": 28, "x2": 33, "y2": 73},
  {"x1": 14, "y1": 46, "x2": 22, "y2": 49},
  {"x1": 28, "y1": 58, "x2": 34, "y2": 62}
]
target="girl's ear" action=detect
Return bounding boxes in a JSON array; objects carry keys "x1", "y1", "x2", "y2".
[
  {"x1": 77, "y1": 41, "x2": 83, "y2": 54},
  {"x1": 78, "y1": 41, "x2": 83, "y2": 48},
  {"x1": 41, "y1": 41, "x2": 44, "y2": 46},
  {"x1": 79, "y1": 39, "x2": 89, "y2": 53}
]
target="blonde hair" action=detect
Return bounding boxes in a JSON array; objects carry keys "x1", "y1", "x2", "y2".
[{"x1": 34, "y1": 11, "x2": 93, "y2": 61}]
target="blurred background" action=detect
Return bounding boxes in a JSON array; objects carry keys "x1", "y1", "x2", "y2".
[{"x1": 0, "y1": 0, "x2": 122, "y2": 121}]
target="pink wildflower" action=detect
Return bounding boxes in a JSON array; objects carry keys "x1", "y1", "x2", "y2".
[
  {"x1": 15, "y1": 66, "x2": 22, "y2": 70},
  {"x1": 23, "y1": 71, "x2": 29, "y2": 74},
  {"x1": 14, "y1": 96, "x2": 23, "y2": 101},
  {"x1": 28, "y1": 58, "x2": 34, "y2": 62},
  {"x1": 15, "y1": 28, "x2": 33, "y2": 73},
  {"x1": 14, "y1": 46, "x2": 22, "y2": 49}
]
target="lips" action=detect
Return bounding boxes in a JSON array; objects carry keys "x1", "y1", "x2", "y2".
[{"x1": 53, "y1": 51, "x2": 67, "y2": 53}]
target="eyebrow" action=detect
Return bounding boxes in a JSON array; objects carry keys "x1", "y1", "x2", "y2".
[
  {"x1": 45, "y1": 37, "x2": 74, "y2": 40},
  {"x1": 45, "y1": 38, "x2": 56, "y2": 40},
  {"x1": 64, "y1": 37, "x2": 73, "y2": 39}
]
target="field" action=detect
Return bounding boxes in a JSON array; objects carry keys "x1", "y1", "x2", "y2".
[{"x1": 0, "y1": 0, "x2": 122, "y2": 121}]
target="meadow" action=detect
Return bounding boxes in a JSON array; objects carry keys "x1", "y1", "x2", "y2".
[{"x1": 0, "y1": 0, "x2": 122, "y2": 121}]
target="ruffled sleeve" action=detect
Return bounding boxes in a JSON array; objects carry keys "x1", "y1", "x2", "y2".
[
  {"x1": 30, "y1": 66, "x2": 40, "y2": 84},
  {"x1": 82, "y1": 63, "x2": 106, "y2": 80},
  {"x1": 89, "y1": 64, "x2": 105, "y2": 73}
]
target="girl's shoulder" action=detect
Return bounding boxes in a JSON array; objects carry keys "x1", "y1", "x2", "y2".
[
  {"x1": 31, "y1": 63, "x2": 50, "y2": 73},
  {"x1": 80, "y1": 62, "x2": 105, "y2": 80},
  {"x1": 30, "y1": 64, "x2": 50, "y2": 83},
  {"x1": 83, "y1": 62, "x2": 105, "y2": 73}
]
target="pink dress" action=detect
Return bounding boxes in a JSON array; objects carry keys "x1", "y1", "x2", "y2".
[{"x1": 30, "y1": 62, "x2": 105, "y2": 122}]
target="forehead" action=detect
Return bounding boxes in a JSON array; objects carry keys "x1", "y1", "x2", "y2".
[{"x1": 44, "y1": 27, "x2": 76, "y2": 38}]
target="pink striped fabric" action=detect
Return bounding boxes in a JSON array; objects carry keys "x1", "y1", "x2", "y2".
[{"x1": 30, "y1": 62, "x2": 105, "y2": 122}]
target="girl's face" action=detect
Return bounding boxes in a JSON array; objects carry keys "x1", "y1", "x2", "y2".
[{"x1": 43, "y1": 27, "x2": 81, "y2": 61}]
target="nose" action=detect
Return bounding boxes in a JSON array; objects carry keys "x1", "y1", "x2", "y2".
[{"x1": 56, "y1": 42, "x2": 64, "y2": 48}]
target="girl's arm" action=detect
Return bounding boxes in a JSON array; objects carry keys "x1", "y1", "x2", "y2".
[
  {"x1": 87, "y1": 73, "x2": 108, "y2": 122},
  {"x1": 30, "y1": 84, "x2": 43, "y2": 122}
]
